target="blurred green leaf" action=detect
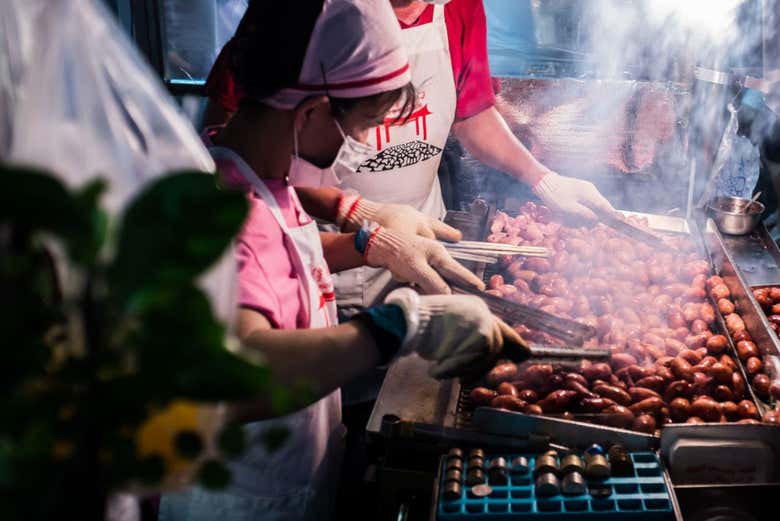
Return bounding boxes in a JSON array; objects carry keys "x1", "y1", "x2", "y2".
[
  {"x1": 198, "y1": 460, "x2": 231, "y2": 490},
  {"x1": 70, "y1": 179, "x2": 109, "y2": 267},
  {"x1": 122, "y1": 285, "x2": 272, "y2": 402},
  {"x1": 110, "y1": 171, "x2": 247, "y2": 297},
  {"x1": 0, "y1": 165, "x2": 85, "y2": 240},
  {"x1": 217, "y1": 423, "x2": 246, "y2": 459}
]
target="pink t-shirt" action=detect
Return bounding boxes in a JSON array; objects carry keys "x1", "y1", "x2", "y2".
[{"x1": 204, "y1": 129, "x2": 311, "y2": 330}]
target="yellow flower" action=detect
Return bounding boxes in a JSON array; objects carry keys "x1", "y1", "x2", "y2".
[{"x1": 135, "y1": 400, "x2": 199, "y2": 475}]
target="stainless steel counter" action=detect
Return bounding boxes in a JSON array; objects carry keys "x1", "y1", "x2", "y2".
[{"x1": 366, "y1": 354, "x2": 458, "y2": 437}]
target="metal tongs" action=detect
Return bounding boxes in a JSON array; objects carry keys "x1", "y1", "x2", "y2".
[
  {"x1": 594, "y1": 209, "x2": 678, "y2": 252},
  {"x1": 452, "y1": 282, "x2": 597, "y2": 346},
  {"x1": 503, "y1": 340, "x2": 610, "y2": 365},
  {"x1": 441, "y1": 240, "x2": 551, "y2": 265}
]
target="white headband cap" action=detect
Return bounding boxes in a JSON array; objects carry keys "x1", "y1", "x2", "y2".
[{"x1": 262, "y1": 0, "x2": 411, "y2": 109}]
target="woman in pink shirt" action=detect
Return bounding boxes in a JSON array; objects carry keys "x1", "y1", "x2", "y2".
[{"x1": 160, "y1": 2, "x2": 525, "y2": 521}]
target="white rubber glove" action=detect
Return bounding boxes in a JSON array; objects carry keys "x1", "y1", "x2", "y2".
[
  {"x1": 364, "y1": 225, "x2": 485, "y2": 295},
  {"x1": 385, "y1": 288, "x2": 527, "y2": 379},
  {"x1": 532, "y1": 171, "x2": 615, "y2": 221},
  {"x1": 337, "y1": 193, "x2": 462, "y2": 242}
]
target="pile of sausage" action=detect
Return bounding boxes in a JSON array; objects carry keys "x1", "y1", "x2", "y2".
[
  {"x1": 748, "y1": 287, "x2": 780, "y2": 423},
  {"x1": 469, "y1": 202, "x2": 770, "y2": 433}
]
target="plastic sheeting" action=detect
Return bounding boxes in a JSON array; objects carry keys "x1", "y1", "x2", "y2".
[
  {"x1": 0, "y1": 0, "x2": 237, "y2": 330},
  {"x1": 0, "y1": 0, "x2": 216, "y2": 214}
]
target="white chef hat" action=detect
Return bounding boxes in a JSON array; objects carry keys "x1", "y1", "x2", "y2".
[{"x1": 261, "y1": 0, "x2": 411, "y2": 109}]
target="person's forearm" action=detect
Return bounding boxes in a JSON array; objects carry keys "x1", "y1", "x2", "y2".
[
  {"x1": 320, "y1": 231, "x2": 364, "y2": 272},
  {"x1": 452, "y1": 106, "x2": 549, "y2": 187},
  {"x1": 229, "y1": 320, "x2": 380, "y2": 423},
  {"x1": 295, "y1": 186, "x2": 344, "y2": 223}
]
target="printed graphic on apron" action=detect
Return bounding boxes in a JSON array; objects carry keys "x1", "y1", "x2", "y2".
[
  {"x1": 357, "y1": 92, "x2": 444, "y2": 173},
  {"x1": 358, "y1": 141, "x2": 442, "y2": 172}
]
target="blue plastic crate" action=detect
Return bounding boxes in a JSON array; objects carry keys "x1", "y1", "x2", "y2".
[{"x1": 437, "y1": 452, "x2": 674, "y2": 521}]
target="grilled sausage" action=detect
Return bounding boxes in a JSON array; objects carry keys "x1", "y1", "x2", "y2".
[
  {"x1": 488, "y1": 274, "x2": 504, "y2": 289},
  {"x1": 664, "y1": 380, "x2": 693, "y2": 402},
  {"x1": 737, "y1": 400, "x2": 759, "y2": 419},
  {"x1": 707, "y1": 362, "x2": 733, "y2": 385},
  {"x1": 629, "y1": 387, "x2": 661, "y2": 402},
  {"x1": 732, "y1": 372, "x2": 747, "y2": 400},
  {"x1": 706, "y1": 335, "x2": 729, "y2": 355},
  {"x1": 745, "y1": 356, "x2": 764, "y2": 376},
  {"x1": 699, "y1": 303, "x2": 716, "y2": 324},
  {"x1": 497, "y1": 382, "x2": 519, "y2": 397},
  {"x1": 593, "y1": 384, "x2": 632, "y2": 406},
  {"x1": 490, "y1": 395, "x2": 527, "y2": 411},
  {"x1": 671, "y1": 357, "x2": 694, "y2": 381},
  {"x1": 736, "y1": 340, "x2": 759, "y2": 361},
  {"x1": 632, "y1": 414, "x2": 657, "y2": 434},
  {"x1": 470, "y1": 387, "x2": 497, "y2": 405},
  {"x1": 717, "y1": 298, "x2": 735, "y2": 315},
  {"x1": 523, "y1": 404, "x2": 543, "y2": 415},
  {"x1": 582, "y1": 362, "x2": 612, "y2": 381},
  {"x1": 732, "y1": 329, "x2": 752, "y2": 343},
  {"x1": 684, "y1": 334, "x2": 708, "y2": 349},
  {"x1": 635, "y1": 375, "x2": 666, "y2": 392},
  {"x1": 752, "y1": 374, "x2": 771, "y2": 399},
  {"x1": 725, "y1": 313, "x2": 746, "y2": 333},
  {"x1": 610, "y1": 353, "x2": 638, "y2": 371},
  {"x1": 690, "y1": 397, "x2": 721, "y2": 422},
  {"x1": 565, "y1": 379, "x2": 596, "y2": 399},
  {"x1": 602, "y1": 405, "x2": 635, "y2": 429},
  {"x1": 678, "y1": 349, "x2": 704, "y2": 365},
  {"x1": 669, "y1": 398, "x2": 691, "y2": 422},
  {"x1": 578, "y1": 397, "x2": 616, "y2": 413},
  {"x1": 710, "y1": 284, "x2": 731, "y2": 300},
  {"x1": 707, "y1": 275, "x2": 726, "y2": 289},
  {"x1": 629, "y1": 397, "x2": 665, "y2": 415},
  {"x1": 538, "y1": 390, "x2": 577, "y2": 413},
  {"x1": 486, "y1": 363, "x2": 519, "y2": 387}
]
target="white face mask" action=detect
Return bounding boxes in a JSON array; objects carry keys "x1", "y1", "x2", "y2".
[
  {"x1": 288, "y1": 119, "x2": 375, "y2": 187},
  {"x1": 331, "y1": 119, "x2": 375, "y2": 176},
  {"x1": 288, "y1": 116, "x2": 375, "y2": 187}
]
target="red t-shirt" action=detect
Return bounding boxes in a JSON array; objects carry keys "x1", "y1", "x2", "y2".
[{"x1": 205, "y1": 0, "x2": 495, "y2": 120}]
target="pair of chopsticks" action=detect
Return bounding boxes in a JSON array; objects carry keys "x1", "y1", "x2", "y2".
[{"x1": 442, "y1": 240, "x2": 551, "y2": 264}]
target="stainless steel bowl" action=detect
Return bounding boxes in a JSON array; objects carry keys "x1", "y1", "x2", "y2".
[{"x1": 707, "y1": 196, "x2": 765, "y2": 235}]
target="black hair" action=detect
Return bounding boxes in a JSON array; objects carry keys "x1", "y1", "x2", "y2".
[
  {"x1": 229, "y1": 1, "x2": 325, "y2": 101},
  {"x1": 330, "y1": 83, "x2": 417, "y2": 126}
]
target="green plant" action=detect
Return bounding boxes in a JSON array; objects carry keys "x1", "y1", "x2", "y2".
[{"x1": 0, "y1": 164, "x2": 291, "y2": 520}]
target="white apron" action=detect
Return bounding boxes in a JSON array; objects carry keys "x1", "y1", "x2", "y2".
[
  {"x1": 159, "y1": 148, "x2": 344, "y2": 521},
  {"x1": 332, "y1": 5, "x2": 457, "y2": 312}
]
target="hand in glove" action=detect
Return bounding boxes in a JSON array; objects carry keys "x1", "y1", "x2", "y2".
[
  {"x1": 362, "y1": 224, "x2": 484, "y2": 295},
  {"x1": 337, "y1": 193, "x2": 462, "y2": 242},
  {"x1": 385, "y1": 288, "x2": 528, "y2": 379},
  {"x1": 532, "y1": 171, "x2": 615, "y2": 221}
]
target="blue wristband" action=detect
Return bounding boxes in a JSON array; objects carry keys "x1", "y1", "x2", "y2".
[
  {"x1": 355, "y1": 304, "x2": 407, "y2": 364},
  {"x1": 354, "y1": 223, "x2": 372, "y2": 254}
]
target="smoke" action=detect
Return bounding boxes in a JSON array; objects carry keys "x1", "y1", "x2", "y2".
[{"x1": 478, "y1": 0, "x2": 778, "y2": 215}]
